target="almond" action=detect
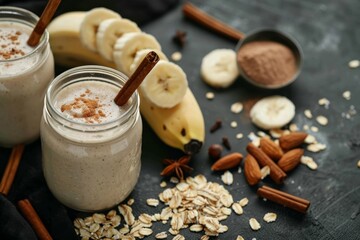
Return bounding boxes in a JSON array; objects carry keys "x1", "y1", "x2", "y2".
[
  {"x1": 277, "y1": 148, "x2": 304, "y2": 172},
  {"x1": 211, "y1": 152, "x2": 243, "y2": 171},
  {"x1": 244, "y1": 154, "x2": 261, "y2": 185},
  {"x1": 279, "y1": 132, "x2": 308, "y2": 151},
  {"x1": 260, "y1": 137, "x2": 283, "y2": 161}
]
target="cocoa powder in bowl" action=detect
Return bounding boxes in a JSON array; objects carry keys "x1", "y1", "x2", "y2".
[{"x1": 236, "y1": 29, "x2": 302, "y2": 89}]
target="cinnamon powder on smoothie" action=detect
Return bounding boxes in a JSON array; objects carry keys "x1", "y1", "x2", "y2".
[
  {"x1": 61, "y1": 89, "x2": 107, "y2": 124},
  {"x1": 237, "y1": 41, "x2": 297, "y2": 86}
]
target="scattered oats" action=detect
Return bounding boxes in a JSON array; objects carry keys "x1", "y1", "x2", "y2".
[
  {"x1": 139, "y1": 213, "x2": 153, "y2": 225},
  {"x1": 93, "y1": 213, "x2": 106, "y2": 224},
  {"x1": 257, "y1": 131, "x2": 267, "y2": 137},
  {"x1": 169, "y1": 191, "x2": 182, "y2": 209},
  {"x1": 218, "y1": 224, "x2": 228, "y2": 233},
  {"x1": 260, "y1": 165, "x2": 270, "y2": 179},
  {"x1": 168, "y1": 228, "x2": 179, "y2": 235},
  {"x1": 316, "y1": 115, "x2": 328, "y2": 126},
  {"x1": 170, "y1": 177, "x2": 179, "y2": 184},
  {"x1": 200, "y1": 235, "x2": 210, "y2": 240},
  {"x1": 304, "y1": 109, "x2": 313, "y2": 119},
  {"x1": 307, "y1": 143, "x2": 326, "y2": 153},
  {"x1": 73, "y1": 218, "x2": 84, "y2": 229},
  {"x1": 303, "y1": 124, "x2": 309, "y2": 130},
  {"x1": 263, "y1": 213, "x2": 277, "y2": 223},
  {"x1": 301, "y1": 156, "x2": 318, "y2": 170},
  {"x1": 221, "y1": 171, "x2": 233, "y2": 185},
  {"x1": 84, "y1": 216, "x2": 93, "y2": 226},
  {"x1": 206, "y1": 92, "x2": 215, "y2": 100},
  {"x1": 348, "y1": 59, "x2": 360, "y2": 68},
  {"x1": 236, "y1": 236, "x2": 245, "y2": 240},
  {"x1": 248, "y1": 132, "x2": 258, "y2": 141},
  {"x1": 252, "y1": 137, "x2": 260, "y2": 147},
  {"x1": 282, "y1": 130, "x2": 291, "y2": 135},
  {"x1": 146, "y1": 198, "x2": 160, "y2": 207},
  {"x1": 119, "y1": 227, "x2": 130, "y2": 234},
  {"x1": 231, "y1": 102, "x2": 243, "y2": 113},
  {"x1": 110, "y1": 215, "x2": 121, "y2": 227},
  {"x1": 318, "y1": 98, "x2": 330, "y2": 108},
  {"x1": 172, "y1": 234, "x2": 185, "y2": 240},
  {"x1": 310, "y1": 126, "x2": 319, "y2": 132},
  {"x1": 236, "y1": 133, "x2": 243, "y2": 139},
  {"x1": 190, "y1": 224, "x2": 203, "y2": 232},
  {"x1": 221, "y1": 207, "x2": 232, "y2": 216},
  {"x1": 176, "y1": 181, "x2": 189, "y2": 192},
  {"x1": 171, "y1": 51, "x2": 182, "y2": 61},
  {"x1": 230, "y1": 121, "x2": 238, "y2": 128},
  {"x1": 139, "y1": 227, "x2": 153, "y2": 236},
  {"x1": 269, "y1": 129, "x2": 283, "y2": 138},
  {"x1": 342, "y1": 90, "x2": 351, "y2": 100},
  {"x1": 232, "y1": 203, "x2": 244, "y2": 215},
  {"x1": 155, "y1": 231, "x2": 168, "y2": 239},
  {"x1": 79, "y1": 228, "x2": 91, "y2": 238},
  {"x1": 289, "y1": 123, "x2": 299, "y2": 132},
  {"x1": 249, "y1": 218, "x2": 261, "y2": 231},
  {"x1": 160, "y1": 181, "x2": 167, "y2": 188},
  {"x1": 127, "y1": 198, "x2": 135, "y2": 206},
  {"x1": 118, "y1": 204, "x2": 135, "y2": 226},
  {"x1": 304, "y1": 134, "x2": 316, "y2": 144},
  {"x1": 239, "y1": 197, "x2": 249, "y2": 207},
  {"x1": 357, "y1": 160, "x2": 360, "y2": 168}
]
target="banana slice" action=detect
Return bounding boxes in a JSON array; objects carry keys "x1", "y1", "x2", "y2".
[
  {"x1": 201, "y1": 49, "x2": 239, "y2": 88},
  {"x1": 129, "y1": 49, "x2": 168, "y2": 75},
  {"x1": 140, "y1": 60, "x2": 188, "y2": 108},
  {"x1": 96, "y1": 18, "x2": 141, "y2": 61},
  {"x1": 79, "y1": 7, "x2": 121, "y2": 52},
  {"x1": 113, "y1": 32, "x2": 161, "y2": 76},
  {"x1": 250, "y1": 95, "x2": 295, "y2": 130}
]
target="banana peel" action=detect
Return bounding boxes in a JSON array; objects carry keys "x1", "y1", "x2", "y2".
[{"x1": 48, "y1": 11, "x2": 205, "y2": 154}]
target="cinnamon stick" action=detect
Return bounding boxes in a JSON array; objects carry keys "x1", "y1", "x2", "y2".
[
  {"x1": 27, "y1": 0, "x2": 62, "y2": 46},
  {"x1": 114, "y1": 51, "x2": 159, "y2": 106},
  {"x1": 246, "y1": 143, "x2": 287, "y2": 184},
  {"x1": 18, "y1": 199, "x2": 53, "y2": 240},
  {"x1": 0, "y1": 144, "x2": 25, "y2": 195},
  {"x1": 182, "y1": 2, "x2": 245, "y2": 41},
  {"x1": 257, "y1": 185, "x2": 310, "y2": 213}
]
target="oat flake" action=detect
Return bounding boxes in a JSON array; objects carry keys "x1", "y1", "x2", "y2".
[
  {"x1": 236, "y1": 236, "x2": 245, "y2": 240},
  {"x1": 231, "y1": 102, "x2": 243, "y2": 113},
  {"x1": 236, "y1": 133, "x2": 243, "y2": 139},
  {"x1": 263, "y1": 212, "x2": 277, "y2": 223},
  {"x1": 221, "y1": 171, "x2": 233, "y2": 185},
  {"x1": 357, "y1": 160, "x2": 360, "y2": 168},
  {"x1": 239, "y1": 197, "x2": 249, "y2": 207},
  {"x1": 289, "y1": 123, "x2": 298, "y2": 132},
  {"x1": 260, "y1": 166, "x2": 270, "y2": 179},
  {"x1": 230, "y1": 121, "x2": 238, "y2": 128},
  {"x1": 249, "y1": 218, "x2": 261, "y2": 231},
  {"x1": 206, "y1": 92, "x2": 215, "y2": 100},
  {"x1": 171, "y1": 51, "x2": 182, "y2": 61},
  {"x1": 307, "y1": 143, "x2": 326, "y2": 152},
  {"x1": 310, "y1": 126, "x2": 319, "y2": 132},
  {"x1": 318, "y1": 98, "x2": 330, "y2": 107},
  {"x1": 304, "y1": 109, "x2": 313, "y2": 119},
  {"x1": 316, "y1": 115, "x2": 328, "y2": 126},
  {"x1": 304, "y1": 134, "x2": 316, "y2": 144},
  {"x1": 348, "y1": 59, "x2": 360, "y2": 68},
  {"x1": 342, "y1": 90, "x2": 351, "y2": 100}
]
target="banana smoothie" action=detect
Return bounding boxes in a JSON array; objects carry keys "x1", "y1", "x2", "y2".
[
  {"x1": 41, "y1": 66, "x2": 142, "y2": 211},
  {"x1": 0, "y1": 7, "x2": 54, "y2": 147}
]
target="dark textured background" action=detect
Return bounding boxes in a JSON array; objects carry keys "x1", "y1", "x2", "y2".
[{"x1": 1, "y1": 0, "x2": 359, "y2": 239}]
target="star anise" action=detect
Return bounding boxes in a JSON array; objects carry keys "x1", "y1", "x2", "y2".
[{"x1": 160, "y1": 155, "x2": 193, "y2": 180}]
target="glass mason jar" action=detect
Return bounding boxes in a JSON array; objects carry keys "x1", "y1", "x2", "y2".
[
  {"x1": 40, "y1": 65, "x2": 142, "y2": 212},
  {"x1": 0, "y1": 6, "x2": 55, "y2": 147}
]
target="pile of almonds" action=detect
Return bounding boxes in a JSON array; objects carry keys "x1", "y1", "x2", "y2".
[{"x1": 210, "y1": 131, "x2": 310, "y2": 186}]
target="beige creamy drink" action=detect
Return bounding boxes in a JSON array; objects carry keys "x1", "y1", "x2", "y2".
[
  {"x1": 41, "y1": 66, "x2": 142, "y2": 211},
  {"x1": 0, "y1": 7, "x2": 54, "y2": 147}
]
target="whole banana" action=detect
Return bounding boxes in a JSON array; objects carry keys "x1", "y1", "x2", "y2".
[{"x1": 48, "y1": 11, "x2": 205, "y2": 154}]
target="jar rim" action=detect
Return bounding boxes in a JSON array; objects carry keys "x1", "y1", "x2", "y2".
[
  {"x1": 0, "y1": 6, "x2": 49, "y2": 63},
  {"x1": 45, "y1": 65, "x2": 139, "y2": 132}
]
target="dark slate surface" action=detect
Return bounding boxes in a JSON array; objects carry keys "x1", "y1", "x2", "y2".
[{"x1": 1, "y1": 0, "x2": 359, "y2": 239}]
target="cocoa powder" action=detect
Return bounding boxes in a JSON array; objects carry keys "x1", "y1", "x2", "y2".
[{"x1": 237, "y1": 41, "x2": 297, "y2": 86}]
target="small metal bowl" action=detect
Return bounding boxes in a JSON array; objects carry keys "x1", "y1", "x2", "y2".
[{"x1": 235, "y1": 29, "x2": 303, "y2": 89}]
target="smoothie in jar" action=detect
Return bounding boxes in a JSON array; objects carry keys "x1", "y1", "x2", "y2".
[
  {"x1": 0, "y1": 7, "x2": 54, "y2": 147},
  {"x1": 41, "y1": 66, "x2": 142, "y2": 212}
]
